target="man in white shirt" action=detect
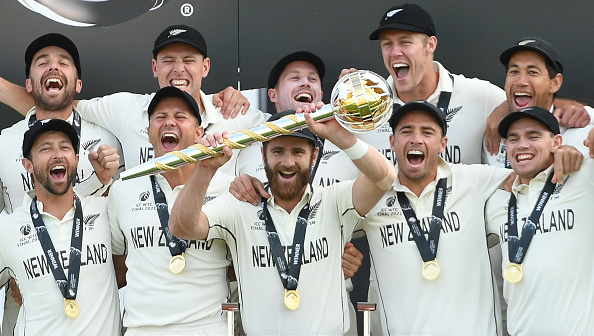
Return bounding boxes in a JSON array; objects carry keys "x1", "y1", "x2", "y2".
[
  {"x1": 485, "y1": 106, "x2": 594, "y2": 334},
  {"x1": 107, "y1": 86, "x2": 233, "y2": 335},
  {"x1": 0, "y1": 33, "x2": 121, "y2": 335},
  {"x1": 0, "y1": 119, "x2": 120, "y2": 335},
  {"x1": 485, "y1": 37, "x2": 594, "y2": 166},
  {"x1": 168, "y1": 109, "x2": 396, "y2": 335}
]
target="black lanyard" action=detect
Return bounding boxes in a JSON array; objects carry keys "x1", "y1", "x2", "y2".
[
  {"x1": 397, "y1": 178, "x2": 447, "y2": 262},
  {"x1": 262, "y1": 192, "x2": 310, "y2": 291},
  {"x1": 150, "y1": 175, "x2": 187, "y2": 256},
  {"x1": 393, "y1": 73, "x2": 454, "y2": 115},
  {"x1": 507, "y1": 171, "x2": 556, "y2": 264},
  {"x1": 29, "y1": 109, "x2": 82, "y2": 185},
  {"x1": 30, "y1": 195, "x2": 83, "y2": 300}
]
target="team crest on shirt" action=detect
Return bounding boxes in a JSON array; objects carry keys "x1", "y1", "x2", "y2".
[
  {"x1": 20, "y1": 224, "x2": 31, "y2": 236},
  {"x1": 321, "y1": 150, "x2": 340, "y2": 163},
  {"x1": 444, "y1": 105, "x2": 462, "y2": 126},
  {"x1": 203, "y1": 195, "x2": 217, "y2": 204},
  {"x1": 139, "y1": 191, "x2": 150, "y2": 201},
  {"x1": 82, "y1": 138, "x2": 101, "y2": 153},
  {"x1": 84, "y1": 213, "x2": 100, "y2": 231},
  {"x1": 17, "y1": 224, "x2": 38, "y2": 247},
  {"x1": 132, "y1": 192, "x2": 156, "y2": 212},
  {"x1": 308, "y1": 200, "x2": 321, "y2": 225},
  {"x1": 551, "y1": 175, "x2": 569, "y2": 199},
  {"x1": 141, "y1": 127, "x2": 148, "y2": 134}
]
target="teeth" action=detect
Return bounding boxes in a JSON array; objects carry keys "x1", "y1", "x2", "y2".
[
  {"x1": 162, "y1": 133, "x2": 178, "y2": 140},
  {"x1": 517, "y1": 154, "x2": 533, "y2": 160},
  {"x1": 393, "y1": 63, "x2": 408, "y2": 68},
  {"x1": 170, "y1": 80, "x2": 188, "y2": 87},
  {"x1": 44, "y1": 77, "x2": 63, "y2": 89},
  {"x1": 280, "y1": 171, "x2": 295, "y2": 175},
  {"x1": 408, "y1": 150, "x2": 423, "y2": 155},
  {"x1": 51, "y1": 165, "x2": 65, "y2": 171},
  {"x1": 514, "y1": 92, "x2": 531, "y2": 97}
]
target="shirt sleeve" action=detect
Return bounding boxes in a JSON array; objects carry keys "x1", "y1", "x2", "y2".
[
  {"x1": 107, "y1": 182, "x2": 126, "y2": 255},
  {"x1": 202, "y1": 192, "x2": 239, "y2": 241},
  {"x1": 74, "y1": 173, "x2": 109, "y2": 197}
]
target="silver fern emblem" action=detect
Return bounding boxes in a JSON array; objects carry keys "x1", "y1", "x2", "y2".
[
  {"x1": 445, "y1": 106, "x2": 462, "y2": 124},
  {"x1": 84, "y1": 213, "x2": 100, "y2": 227},
  {"x1": 308, "y1": 200, "x2": 322, "y2": 219},
  {"x1": 82, "y1": 139, "x2": 101, "y2": 152},
  {"x1": 321, "y1": 150, "x2": 340, "y2": 161}
]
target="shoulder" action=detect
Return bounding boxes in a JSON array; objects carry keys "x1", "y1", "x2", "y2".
[
  {"x1": 0, "y1": 119, "x2": 26, "y2": 137},
  {"x1": 79, "y1": 92, "x2": 155, "y2": 107}
]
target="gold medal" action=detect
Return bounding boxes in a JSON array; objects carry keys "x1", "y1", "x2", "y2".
[
  {"x1": 169, "y1": 253, "x2": 186, "y2": 274},
  {"x1": 422, "y1": 259, "x2": 441, "y2": 280},
  {"x1": 504, "y1": 262, "x2": 523, "y2": 283},
  {"x1": 64, "y1": 299, "x2": 80, "y2": 318},
  {"x1": 284, "y1": 289, "x2": 300, "y2": 310}
]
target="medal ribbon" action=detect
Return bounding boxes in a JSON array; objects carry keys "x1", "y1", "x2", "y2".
[
  {"x1": 150, "y1": 175, "x2": 187, "y2": 257},
  {"x1": 507, "y1": 171, "x2": 556, "y2": 264},
  {"x1": 397, "y1": 178, "x2": 447, "y2": 262},
  {"x1": 262, "y1": 191, "x2": 310, "y2": 291},
  {"x1": 393, "y1": 73, "x2": 453, "y2": 116},
  {"x1": 30, "y1": 195, "x2": 83, "y2": 300},
  {"x1": 28, "y1": 110, "x2": 82, "y2": 185}
]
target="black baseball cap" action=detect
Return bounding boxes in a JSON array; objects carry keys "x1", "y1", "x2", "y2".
[
  {"x1": 153, "y1": 24, "x2": 207, "y2": 58},
  {"x1": 499, "y1": 37, "x2": 563, "y2": 74},
  {"x1": 266, "y1": 110, "x2": 317, "y2": 145},
  {"x1": 498, "y1": 106, "x2": 560, "y2": 138},
  {"x1": 25, "y1": 33, "x2": 81, "y2": 78},
  {"x1": 389, "y1": 100, "x2": 447, "y2": 135},
  {"x1": 23, "y1": 119, "x2": 79, "y2": 158},
  {"x1": 369, "y1": 4, "x2": 436, "y2": 40},
  {"x1": 148, "y1": 86, "x2": 202, "y2": 124},
  {"x1": 267, "y1": 51, "x2": 325, "y2": 89}
]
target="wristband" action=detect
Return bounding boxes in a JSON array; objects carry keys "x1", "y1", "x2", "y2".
[{"x1": 343, "y1": 138, "x2": 368, "y2": 160}]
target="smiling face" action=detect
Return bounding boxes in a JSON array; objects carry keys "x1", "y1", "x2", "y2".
[
  {"x1": 263, "y1": 136, "x2": 317, "y2": 202},
  {"x1": 268, "y1": 61, "x2": 323, "y2": 112},
  {"x1": 152, "y1": 43, "x2": 210, "y2": 103},
  {"x1": 504, "y1": 50, "x2": 562, "y2": 111},
  {"x1": 22, "y1": 131, "x2": 78, "y2": 196},
  {"x1": 380, "y1": 30, "x2": 436, "y2": 101},
  {"x1": 147, "y1": 96, "x2": 203, "y2": 158},
  {"x1": 504, "y1": 118, "x2": 561, "y2": 184},
  {"x1": 390, "y1": 110, "x2": 447, "y2": 190},
  {"x1": 25, "y1": 46, "x2": 82, "y2": 113}
]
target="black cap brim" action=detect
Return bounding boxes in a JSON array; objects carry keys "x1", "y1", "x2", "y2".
[
  {"x1": 23, "y1": 119, "x2": 79, "y2": 158},
  {"x1": 25, "y1": 33, "x2": 81, "y2": 78},
  {"x1": 148, "y1": 86, "x2": 202, "y2": 124},
  {"x1": 498, "y1": 107, "x2": 560, "y2": 138},
  {"x1": 389, "y1": 100, "x2": 447, "y2": 135},
  {"x1": 499, "y1": 45, "x2": 563, "y2": 74},
  {"x1": 369, "y1": 23, "x2": 428, "y2": 40},
  {"x1": 268, "y1": 51, "x2": 325, "y2": 89}
]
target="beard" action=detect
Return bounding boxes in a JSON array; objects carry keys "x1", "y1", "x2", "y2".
[
  {"x1": 32, "y1": 74, "x2": 76, "y2": 112},
  {"x1": 33, "y1": 162, "x2": 77, "y2": 196},
  {"x1": 264, "y1": 160, "x2": 312, "y2": 203}
]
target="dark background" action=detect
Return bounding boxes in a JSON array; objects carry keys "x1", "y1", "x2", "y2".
[{"x1": 2, "y1": 1, "x2": 593, "y2": 333}]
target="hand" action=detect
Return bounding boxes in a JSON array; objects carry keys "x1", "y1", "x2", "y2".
[
  {"x1": 551, "y1": 145, "x2": 583, "y2": 183},
  {"x1": 342, "y1": 242, "x2": 363, "y2": 279},
  {"x1": 229, "y1": 174, "x2": 270, "y2": 206},
  {"x1": 583, "y1": 127, "x2": 594, "y2": 158},
  {"x1": 88, "y1": 145, "x2": 120, "y2": 185},
  {"x1": 301, "y1": 105, "x2": 356, "y2": 149},
  {"x1": 484, "y1": 102, "x2": 510, "y2": 155},
  {"x1": 554, "y1": 103, "x2": 590, "y2": 129},
  {"x1": 197, "y1": 131, "x2": 232, "y2": 170},
  {"x1": 338, "y1": 68, "x2": 358, "y2": 80},
  {"x1": 10, "y1": 278, "x2": 22, "y2": 306},
  {"x1": 503, "y1": 171, "x2": 517, "y2": 192},
  {"x1": 213, "y1": 86, "x2": 251, "y2": 119}
]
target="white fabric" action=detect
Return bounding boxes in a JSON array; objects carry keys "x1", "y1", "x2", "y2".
[
  {"x1": 203, "y1": 181, "x2": 361, "y2": 335},
  {"x1": 76, "y1": 91, "x2": 268, "y2": 174},
  {"x1": 0, "y1": 193, "x2": 120, "y2": 336},
  {"x1": 0, "y1": 107, "x2": 119, "y2": 214},
  {"x1": 485, "y1": 162, "x2": 594, "y2": 335},
  {"x1": 107, "y1": 172, "x2": 232, "y2": 331},
  {"x1": 359, "y1": 159, "x2": 510, "y2": 335}
]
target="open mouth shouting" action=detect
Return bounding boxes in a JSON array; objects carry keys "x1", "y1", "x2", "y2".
[
  {"x1": 49, "y1": 164, "x2": 67, "y2": 181},
  {"x1": 513, "y1": 92, "x2": 533, "y2": 110},
  {"x1": 161, "y1": 132, "x2": 180, "y2": 152},
  {"x1": 44, "y1": 77, "x2": 64, "y2": 92},
  {"x1": 407, "y1": 149, "x2": 425, "y2": 166},
  {"x1": 515, "y1": 153, "x2": 534, "y2": 163},
  {"x1": 294, "y1": 92, "x2": 313, "y2": 103},
  {"x1": 279, "y1": 169, "x2": 297, "y2": 181},
  {"x1": 393, "y1": 63, "x2": 410, "y2": 80}
]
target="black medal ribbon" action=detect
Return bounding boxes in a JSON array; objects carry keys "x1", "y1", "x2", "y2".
[
  {"x1": 507, "y1": 171, "x2": 556, "y2": 264},
  {"x1": 28, "y1": 109, "x2": 82, "y2": 185},
  {"x1": 30, "y1": 195, "x2": 83, "y2": 300},
  {"x1": 397, "y1": 178, "x2": 447, "y2": 262},
  {"x1": 393, "y1": 73, "x2": 453, "y2": 115},
  {"x1": 262, "y1": 191, "x2": 310, "y2": 291},
  {"x1": 150, "y1": 175, "x2": 187, "y2": 257}
]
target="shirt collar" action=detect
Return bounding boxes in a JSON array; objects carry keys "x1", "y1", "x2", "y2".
[
  {"x1": 393, "y1": 157, "x2": 451, "y2": 197},
  {"x1": 268, "y1": 184, "x2": 312, "y2": 213},
  {"x1": 512, "y1": 164, "x2": 554, "y2": 194}
]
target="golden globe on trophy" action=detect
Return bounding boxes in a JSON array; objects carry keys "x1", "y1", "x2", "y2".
[{"x1": 120, "y1": 70, "x2": 393, "y2": 180}]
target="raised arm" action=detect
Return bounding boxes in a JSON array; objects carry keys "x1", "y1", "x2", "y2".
[
  {"x1": 0, "y1": 77, "x2": 35, "y2": 115},
  {"x1": 303, "y1": 112, "x2": 395, "y2": 216}
]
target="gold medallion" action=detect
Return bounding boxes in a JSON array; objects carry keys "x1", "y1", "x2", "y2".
[
  {"x1": 284, "y1": 289, "x2": 300, "y2": 310},
  {"x1": 64, "y1": 299, "x2": 80, "y2": 318},
  {"x1": 169, "y1": 253, "x2": 186, "y2": 274},
  {"x1": 504, "y1": 262, "x2": 523, "y2": 283},
  {"x1": 422, "y1": 259, "x2": 441, "y2": 280}
]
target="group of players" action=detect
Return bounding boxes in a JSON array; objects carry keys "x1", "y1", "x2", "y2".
[{"x1": 0, "y1": 2, "x2": 592, "y2": 336}]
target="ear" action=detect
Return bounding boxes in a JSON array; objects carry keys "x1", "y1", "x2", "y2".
[
  {"x1": 550, "y1": 73, "x2": 563, "y2": 95},
  {"x1": 152, "y1": 59, "x2": 158, "y2": 79},
  {"x1": 22, "y1": 157, "x2": 34, "y2": 174},
  {"x1": 551, "y1": 134, "x2": 563, "y2": 151},
  {"x1": 389, "y1": 133, "x2": 396, "y2": 152},
  {"x1": 268, "y1": 88, "x2": 279, "y2": 103},
  {"x1": 438, "y1": 135, "x2": 448, "y2": 154},
  {"x1": 25, "y1": 78, "x2": 33, "y2": 93},
  {"x1": 194, "y1": 125, "x2": 205, "y2": 144},
  {"x1": 202, "y1": 57, "x2": 211, "y2": 78},
  {"x1": 426, "y1": 36, "x2": 437, "y2": 55},
  {"x1": 75, "y1": 79, "x2": 82, "y2": 94},
  {"x1": 311, "y1": 146, "x2": 319, "y2": 166}
]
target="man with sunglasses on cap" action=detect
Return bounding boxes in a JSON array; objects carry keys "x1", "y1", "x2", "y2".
[
  {"x1": 168, "y1": 105, "x2": 395, "y2": 334},
  {"x1": 0, "y1": 119, "x2": 120, "y2": 335},
  {"x1": 485, "y1": 37, "x2": 594, "y2": 167},
  {"x1": 107, "y1": 86, "x2": 234, "y2": 335},
  {"x1": 486, "y1": 106, "x2": 594, "y2": 334},
  {"x1": 0, "y1": 32, "x2": 121, "y2": 336},
  {"x1": 0, "y1": 24, "x2": 266, "y2": 174}
]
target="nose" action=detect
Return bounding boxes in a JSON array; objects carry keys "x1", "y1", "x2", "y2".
[
  {"x1": 164, "y1": 114, "x2": 176, "y2": 127},
  {"x1": 281, "y1": 153, "x2": 296, "y2": 167},
  {"x1": 173, "y1": 60, "x2": 185, "y2": 73},
  {"x1": 409, "y1": 130, "x2": 422, "y2": 144}
]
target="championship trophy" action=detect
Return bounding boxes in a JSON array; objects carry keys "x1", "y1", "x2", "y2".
[{"x1": 120, "y1": 70, "x2": 393, "y2": 180}]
